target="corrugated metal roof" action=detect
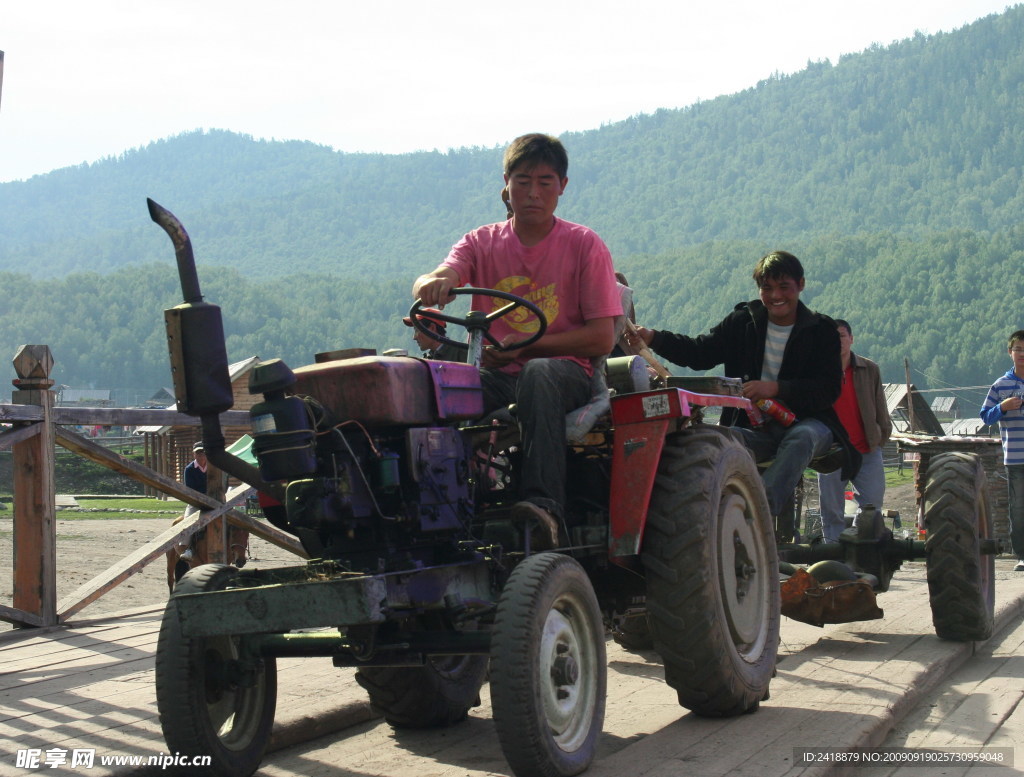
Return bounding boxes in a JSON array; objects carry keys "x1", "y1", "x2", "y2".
[{"x1": 942, "y1": 418, "x2": 988, "y2": 436}]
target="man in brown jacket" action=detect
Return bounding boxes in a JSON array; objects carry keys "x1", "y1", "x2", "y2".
[{"x1": 816, "y1": 319, "x2": 892, "y2": 541}]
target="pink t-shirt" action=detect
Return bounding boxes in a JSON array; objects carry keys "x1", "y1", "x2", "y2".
[{"x1": 443, "y1": 217, "x2": 621, "y2": 375}]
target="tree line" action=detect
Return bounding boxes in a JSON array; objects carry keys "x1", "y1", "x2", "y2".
[{"x1": 1, "y1": 226, "x2": 1021, "y2": 403}]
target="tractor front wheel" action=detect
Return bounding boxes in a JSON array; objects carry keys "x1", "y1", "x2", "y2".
[
  {"x1": 490, "y1": 552, "x2": 606, "y2": 777},
  {"x1": 155, "y1": 564, "x2": 276, "y2": 777}
]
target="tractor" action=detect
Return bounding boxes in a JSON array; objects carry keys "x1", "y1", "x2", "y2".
[
  {"x1": 148, "y1": 198, "x2": 996, "y2": 777},
  {"x1": 148, "y1": 199, "x2": 779, "y2": 777}
]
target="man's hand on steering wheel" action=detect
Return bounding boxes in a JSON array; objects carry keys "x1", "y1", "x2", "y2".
[
  {"x1": 413, "y1": 275, "x2": 458, "y2": 308},
  {"x1": 408, "y1": 287, "x2": 548, "y2": 353}
]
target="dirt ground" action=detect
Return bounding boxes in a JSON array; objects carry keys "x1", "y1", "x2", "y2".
[{"x1": 885, "y1": 480, "x2": 921, "y2": 522}]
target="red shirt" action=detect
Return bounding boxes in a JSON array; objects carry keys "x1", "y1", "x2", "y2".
[{"x1": 834, "y1": 364, "x2": 869, "y2": 453}]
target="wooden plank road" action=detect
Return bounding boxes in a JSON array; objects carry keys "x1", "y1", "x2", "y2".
[
  {"x1": 863, "y1": 595, "x2": 1024, "y2": 777},
  {"x1": 0, "y1": 560, "x2": 1021, "y2": 777},
  {"x1": 0, "y1": 606, "x2": 374, "y2": 776},
  {"x1": 251, "y1": 560, "x2": 1024, "y2": 777}
]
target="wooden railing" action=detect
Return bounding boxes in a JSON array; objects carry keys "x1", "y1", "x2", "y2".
[{"x1": 0, "y1": 345, "x2": 306, "y2": 628}]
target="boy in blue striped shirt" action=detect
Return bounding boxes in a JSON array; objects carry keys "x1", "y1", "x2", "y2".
[{"x1": 980, "y1": 329, "x2": 1024, "y2": 571}]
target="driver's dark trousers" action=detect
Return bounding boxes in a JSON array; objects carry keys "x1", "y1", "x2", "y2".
[{"x1": 480, "y1": 358, "x2": 591, "y2": 519}]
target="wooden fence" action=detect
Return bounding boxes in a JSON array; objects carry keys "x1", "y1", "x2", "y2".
[{"x1": 0, "y1": 345, "x2": 305, "y2": 629}]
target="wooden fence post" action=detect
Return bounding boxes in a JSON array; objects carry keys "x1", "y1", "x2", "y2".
[
  {"x1": 203, "y1": 462, "x2": 228, "y2": 563},
  {"x1": 11, "y1": 345, "x2": 57, "y2": 626}
]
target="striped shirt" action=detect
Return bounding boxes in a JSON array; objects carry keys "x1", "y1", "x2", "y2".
[
  {"x1": 980, "y1": 369, "x2": 1024, "y2": 465},
  {"x1": 761, "y1": 322, "x2": 793, "y2": 382}
]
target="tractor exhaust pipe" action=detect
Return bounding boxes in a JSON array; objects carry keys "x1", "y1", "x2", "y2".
[
  {"x1": 148, "y1": 198, "x2": 283, "y2": 501},
  {"x1": 148, "y1": 197, "x2": 204, "y2": 304}
]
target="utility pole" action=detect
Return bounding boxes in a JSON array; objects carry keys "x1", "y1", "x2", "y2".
[
  {"x1": 1, "y1": 50, "x2": 5, "y2": 112},
  {"x1": 904, "y1": 357, "x2": 916, "y2": 432}
]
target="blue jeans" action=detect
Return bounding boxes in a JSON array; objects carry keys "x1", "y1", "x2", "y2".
[
  {"x1": 817, "y1": 446, "x2": 885, "y2": 541},
  {"x1": 736, "y1": 418, "x2": 835, "y2": 518},
  {"x1": 1007, "y1": 464, "x2": 1024, "y2": 560},
  {"x1": 480, "y1": 359, "x2": 591, "y2": 518}
]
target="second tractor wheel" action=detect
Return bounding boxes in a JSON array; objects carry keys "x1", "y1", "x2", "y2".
[
  {"x1": 924, "y1": 451, "x2": 995, "y2": 641},
  {"x1": 490, "y1": 552, "x2": 607, "y2": 777},
  {"x1": 355, "y1": 653, "x2": 488, "y2": 728},
  {"x1": 642, "y1": 426, "x2": 780, "y2": 716}
]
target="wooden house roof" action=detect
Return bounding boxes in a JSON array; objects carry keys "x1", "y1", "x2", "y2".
[{"x1": 884, "y1": 383, "x2": 945, "y2": 435}]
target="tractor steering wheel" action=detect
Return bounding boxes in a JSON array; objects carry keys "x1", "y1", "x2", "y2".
[{"x1": 409, "y1": 287, "x2": 547, "y2": 353}]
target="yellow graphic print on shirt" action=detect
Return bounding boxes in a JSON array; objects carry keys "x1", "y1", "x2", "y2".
[{"x1": 493, "y1": 276, "x2": 558, "y2": 333}]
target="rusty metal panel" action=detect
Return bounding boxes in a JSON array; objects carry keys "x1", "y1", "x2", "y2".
[
  {"x1": 175, "y1": 575, "x2": 388, "y2": 637},
  {"x1": 608, "y1": 417, "x2": 669, "y2": 560},
  {"x1": 606, "y1": 388, "x2": 752, "y2": 561},
  {"x1": 175, "y1": 559, "x2": 493, "y2": 637}
]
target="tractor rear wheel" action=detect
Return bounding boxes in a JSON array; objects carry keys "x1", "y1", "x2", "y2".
[
  {"x1": 156, "y1": 564, "x2": 276, "y2": 777},
  {"x1": 355, "y1": 653, "x2": 488, "y2": 728},
  {"x1": 642, "y1": 426, "x2": 779, "y2": 716},
  {"x1": 491, "y1": 552, "x2": 606, "y2": 777},
  {"x1": 924, "y1": 452, "x2": 995, "y2": 641}
]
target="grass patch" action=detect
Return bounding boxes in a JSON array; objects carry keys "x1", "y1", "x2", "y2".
[
  {"x1": 74, "y1": 496, "x2": 185, "y2": 511},
  {"x1": 884, "y1": 468, "x2": 915, "y2": 489},
  {"x1": 0, "y1": 496, "x2": 193, "y2": 521},
  {"x1": 57, "y1": 496, "x2": 186, "y2": 520}
]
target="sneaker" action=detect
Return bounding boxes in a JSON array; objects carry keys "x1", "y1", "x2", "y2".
[
  {"x1": 510, "y1": 501, "x2": 560, "y2": 550},
  {"x1": 1014, "y1": 560, "x2": 1024, "y2": 572}
]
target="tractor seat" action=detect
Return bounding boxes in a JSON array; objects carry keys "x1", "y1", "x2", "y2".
[
  {"x1": 476, "y1": 283, "x2": 648, "y2": 444},
  {"x1": 478, "y1": 354, "x2": 651, "y2": 445}
]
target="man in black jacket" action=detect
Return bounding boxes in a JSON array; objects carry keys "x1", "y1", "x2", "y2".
[{"x1": 633, "y1": 251, "x2": 860, "y2": 518}]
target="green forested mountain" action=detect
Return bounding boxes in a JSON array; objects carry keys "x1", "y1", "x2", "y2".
[{"x1": 0, "y1": 5, "x2": 1022, "y2": 402}]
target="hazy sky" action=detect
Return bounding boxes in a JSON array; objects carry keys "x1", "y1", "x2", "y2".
[{"x1": 0, "y1": 0, "x2": 1013, "y2": 183}]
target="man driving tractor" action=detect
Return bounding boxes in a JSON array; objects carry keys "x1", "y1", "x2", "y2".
[{"x1": 412, "y1": 132, "x2": 622, "y2": 543}]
